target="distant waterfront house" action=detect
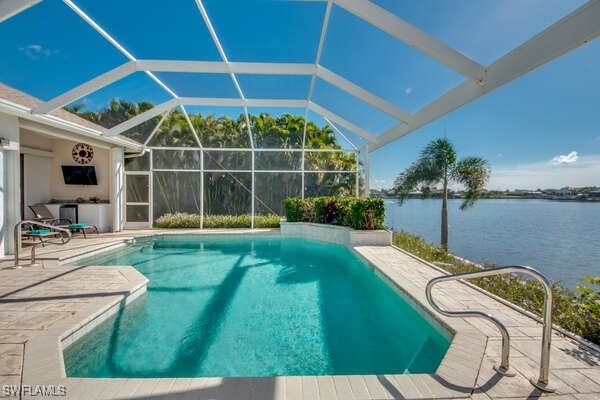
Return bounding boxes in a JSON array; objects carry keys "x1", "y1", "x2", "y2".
[
  {"x1": 525, "y1": 191, "x2": 546, "y2": 199},
  {"x1": 589, "y1": 191, "x2": 600, "y2": 198},
  {"x1": 556, "y1": 187, "x2": 576, "y2": 197}
]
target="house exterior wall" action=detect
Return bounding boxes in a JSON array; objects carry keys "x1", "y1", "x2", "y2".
[
  {"x1": 22, "y1": 154, "x2": 52, "y2": 219},
  {"x1": 50, "y1": 139, "x2": 110, "y2": 202},
  {"x1": 0, "y1": 113, "x2": 20, "y2": 257},
  {"x1": 20, "y1": 131, "x2": 114, "y2": 221},
  {"x1": 20, "y1": 129, "x2": 53, "y2": 150}
]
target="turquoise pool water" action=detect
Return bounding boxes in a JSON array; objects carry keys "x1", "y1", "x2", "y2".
[{"x1": 64, "y1": 235, "x2": 451, "y2": 378}]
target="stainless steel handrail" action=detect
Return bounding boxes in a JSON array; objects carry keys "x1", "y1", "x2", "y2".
[
  {"x1": 426, "y1": 265, "x2": 555, "y2": 392},
  {"x1": 14, "y1": 220, "x2": 72, "y2": 267}
]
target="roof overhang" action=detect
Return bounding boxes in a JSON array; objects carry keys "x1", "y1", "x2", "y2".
[{"x1": 0, "y1": 96, "x2": 142, "y2": 151}]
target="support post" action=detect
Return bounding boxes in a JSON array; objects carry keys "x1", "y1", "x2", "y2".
[
  {"x1": 149, "y1": 149, "x2": 154, "y2": 228},
  {"x1": 0, "y1": 114, "x2": 20, "y2": 256},
  {"x1": 251, "y1": 149, "x2": 255, "y2": 229},
  {"x1": 363, "y1": 145, "x2": 370, "y2": 197},
  {"x1": 200, "y1": 150, "x2": 204, "y2": 229},
  {"x1": 301, "y1": 148, "x2": 305, "y2": 200},
  {"x1": 355, "y1": 150, "x2": 360, "y2": 198},
  {"x1": 110, "y1": 147, "x2": 124, "y2": 232}
]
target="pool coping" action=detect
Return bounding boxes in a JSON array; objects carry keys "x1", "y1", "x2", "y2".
[
  {"x1": 391, "y1": 244, "x2": 600, "y2": 355},
  {"x1": 20, "y1": 231, "x2": 489, "y2": 399}
]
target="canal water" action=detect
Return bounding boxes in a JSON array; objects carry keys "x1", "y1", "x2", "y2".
[{"x1": 385, "y1": 198, "x2": 600, "y2": 288}]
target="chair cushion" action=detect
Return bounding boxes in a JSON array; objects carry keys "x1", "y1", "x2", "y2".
[
  {"x1": 69, "y1": 223, "x2": 89, "y2": 228},
  {"x1": 25, "y1": 229, "x2": 51, "y2": 235}
]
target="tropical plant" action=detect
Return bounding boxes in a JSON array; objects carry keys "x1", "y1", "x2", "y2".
[
  {"x1": 393, "y1": 231, "x2": 600, "y2": 344},
  {"x1": 283, "y1": 197, "x2": 385, "y2": 230},
  {"x1": 394, "y1": 138, "x2": 490, "y2": 250},
  {"x1": 66, "y1": 99, "x2": 361, "y2": 220},
  {"x1": 154, "y1": 213, "x2": 281, "y2": 229}
]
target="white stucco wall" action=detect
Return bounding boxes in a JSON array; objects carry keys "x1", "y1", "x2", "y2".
[
  {"x1": 50, "y1": 139, "x2": 110, "y2": 201},
  {"x1": 20, "y1": 129, "x2": 53, "y2": 151},
  {"x1": 20, "y1": 132, "x2": 112, "y2": 218},
  {"x1": 0, "y1": 113, "x2": 20, "y2": 256},
  {"x1": 22, "y1": 154, "x2": 52, "y2": 219},
  {"x1": 280, "y1": 221, "x2": 392, "y2": 246}
]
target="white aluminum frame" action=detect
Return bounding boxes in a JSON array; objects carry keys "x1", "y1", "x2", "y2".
[
  {"x1": 18, "y1": 0, "x2": 598, "y2": 153},
  {"x1": 5, "y1": 0, "x2": 597, "y2": 226},
  {"x1": 143, "y1": 147, "x2": 359, "y2": 227},
  {"x1": 0, "y1": 0, "x2": 41, "y2": 23},
  {"x1": 124, "y1": 172, "x2": 151, "y2": 227}
]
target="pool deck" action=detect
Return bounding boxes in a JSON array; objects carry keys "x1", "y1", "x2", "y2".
[{"x1": 0, "y1": 230, "x2": 598, "y2": 400}]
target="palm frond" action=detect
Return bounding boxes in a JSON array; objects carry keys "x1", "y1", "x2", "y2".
[
  {"x1": 452, "y1": 156, "x2": 491, "y2": 210},
  {"x1": 394, "y1": 158, "x2": 443, "y2": 203},
  {"x1": 421, "y1": 137, "x2": 457, "y2": 169}
]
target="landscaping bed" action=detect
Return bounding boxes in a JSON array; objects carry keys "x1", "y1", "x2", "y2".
[{"x1": 393, "y1": 230, "x2": 600, "y2": 345}]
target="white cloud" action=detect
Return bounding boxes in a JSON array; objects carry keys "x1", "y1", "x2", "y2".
[
  {"x1": 371, "y1": 177, "x2": 392, "y2": 190},
  {"x1": 18, "y1": 44, "x2": 56, "y2": 60},
  {"x1": 551, "y1": 151, "x2": 578, "y2": 165},
  {"x1": 488, "y1": 154, "x2": 600, "y2": 190},
  {"x1": 404, "y1": 87, "x2": 413, "y2": 95}
]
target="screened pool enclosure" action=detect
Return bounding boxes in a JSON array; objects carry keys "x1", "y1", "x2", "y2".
[
  {"x1": 1, "y1": 0, "x2": 597, "y2": 228},
  {"x1": 123, "y1": 115, "x2": 362, "y2": 227}
]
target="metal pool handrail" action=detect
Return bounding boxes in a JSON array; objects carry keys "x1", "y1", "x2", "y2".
[
  {"x1": 426, "y1": 265, "x2": 555, "y2": 392},
  {"x1": 14, "y1": 220, "x2": 72, "y2": 267}
]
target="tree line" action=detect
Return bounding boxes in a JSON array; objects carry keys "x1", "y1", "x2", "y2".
[{"x1": 67, "y1": 99, "x2": 360, "y2": 218}]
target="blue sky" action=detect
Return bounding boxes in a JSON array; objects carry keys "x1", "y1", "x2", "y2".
[{"x1": 0, "y1": 0, "x2": 598, "y2": 190}]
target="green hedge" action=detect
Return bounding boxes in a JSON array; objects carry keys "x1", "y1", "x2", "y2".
[
  {"x1": 284, "y1": 196, "x2": 385, "y2": 230},
  {"x1": 393, "y1": 230, "x2": 600, "y2": 345},
  {"x1": 154, "y1": 213, "x2": 281, "y2": 229}
]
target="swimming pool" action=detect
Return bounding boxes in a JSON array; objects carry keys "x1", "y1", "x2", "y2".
[{"x1": 64, "y1": 235, "x2": 451, "y2": 378}]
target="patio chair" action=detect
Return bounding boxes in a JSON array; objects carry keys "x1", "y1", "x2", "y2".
[
  {"x1": 28, "y1": 204, "x2": 99, "y2": 238},
  {"x1": 68, "y1": 222, "x2": 99, "y2": 239},
  {"x1": 21, "y1": 226, "x2": 66, "y2": 247},
  {"x1": 28, "y1": 204, "x2": 71, "y2": 226}
]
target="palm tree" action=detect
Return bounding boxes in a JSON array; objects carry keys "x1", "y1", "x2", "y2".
[
  {"x1": 394, "y1": 138, "x2": 490, "y2": 251},
  {"x1": 65, "y1": 98, "x2": 362, "y2": 218}
]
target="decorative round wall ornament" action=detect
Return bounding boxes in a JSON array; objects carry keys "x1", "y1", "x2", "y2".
[{"x1": 72, "y1": 143, "x2": 94, "y2": 164}]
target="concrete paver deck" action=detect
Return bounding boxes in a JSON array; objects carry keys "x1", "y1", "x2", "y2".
[{"x1": 0, "y1": 230, "x2": 598, "y2": 399}]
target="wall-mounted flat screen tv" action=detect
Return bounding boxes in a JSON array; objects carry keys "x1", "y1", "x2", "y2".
[{"x1": 61, "y1": 165, "x2": 98, "y2": 185}]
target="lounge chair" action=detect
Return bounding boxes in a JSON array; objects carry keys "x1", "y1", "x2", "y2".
[
  {"x1": 67, "y1": 222, "x2": 99, "y2": 239},
  {"x1": 28, "y1": 204, "x2": 70, "y2": 226},
  {"x1": 28, "y1": 204, "x2": 99, "y2": 238},
  {"x1": 21, "y1": 226, "x2": 65, "y2": 247}
]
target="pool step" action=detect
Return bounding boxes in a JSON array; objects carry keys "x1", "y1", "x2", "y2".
[{"x1": 404, "y1": 337, "x2": 439, "y2": 373}]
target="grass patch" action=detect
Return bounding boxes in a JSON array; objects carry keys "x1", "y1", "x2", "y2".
[
  {"x1": 393, "y1": 231, "x2": 600, "y2": 345},
  {"x1": 154, "y1": 213, "x2": 281, "y2": 229}
]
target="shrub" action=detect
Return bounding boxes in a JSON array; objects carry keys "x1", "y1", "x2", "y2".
[
  {"x1": 283, "y1": 196, "x2": 385, "y2": 230},
  {"x1": 203, "y1": 215, "x2": 251, "y2": 228},
  {"x1": 300, "y1": 197, "x2": 317, "y2": 223},
  {"x1": 348, "y1": 197, "x2": 385, "y2": 230},
  {"x1": 283, "y1": 198, "x2": 303, "y2": 222},
  {"x1": 313, "y1": 197, "x2": 329, "y2": 223},
  {"x1": 154, "y1": 212, "x2": 200, "y2": 228},
  {"x1": 321, "y1": 197, "x2": 342, "y2": 224},
  {"x1": 154, "y1": 213, "x2": 281, "y2": 229},
  {"x1": 393, "y1": 230, "x2": 600, "y2": 345},
  {"x1": 336, "y1": 196, "x2": 357, "y2": 227},
  {"x1": 254, "y1": 214, "x2": 282, "y2": 228}
]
